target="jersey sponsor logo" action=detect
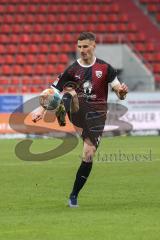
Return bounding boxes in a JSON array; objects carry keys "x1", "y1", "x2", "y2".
[
  {"x1": 83, "y1": 81, "x2": 92, "y2": 95},
  {"x1": 82, "y1": 81, "x2": 96, "y2": 100},
  {"x1": 96, "y1": 70, "x2": 102, "y2": 78}
]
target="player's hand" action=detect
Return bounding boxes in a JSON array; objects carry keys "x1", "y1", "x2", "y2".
[
  {"x1": 32, "y1": 107, "x2": 45, "y2": 123},
  {"x1": 118, "y1": 83, "x2": 128, "y2": 100}
]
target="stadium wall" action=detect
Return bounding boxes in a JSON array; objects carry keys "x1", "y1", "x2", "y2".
[{"x1": 0, "y1": 92, "x2": 160, "y2": 138}]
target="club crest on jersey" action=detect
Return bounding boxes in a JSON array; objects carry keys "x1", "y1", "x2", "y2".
[{"x1": 96, "y1": 71, "x2": 102, "y2": 78}]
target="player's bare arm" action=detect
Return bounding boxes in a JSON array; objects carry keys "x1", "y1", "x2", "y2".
[{"x1": 32, "y1": 106, "x2": 46, "y2": 123}]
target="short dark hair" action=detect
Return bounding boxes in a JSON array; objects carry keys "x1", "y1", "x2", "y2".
[{"x1": 78, "y1": 32, "x2": 96, "y2": 41}]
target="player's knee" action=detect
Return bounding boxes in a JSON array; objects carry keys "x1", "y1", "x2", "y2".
[{"x1": 83, "y1": 147, "x2": 96, "y2": 162}]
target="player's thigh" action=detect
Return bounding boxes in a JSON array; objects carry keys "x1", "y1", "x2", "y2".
[{"x1": 82, "y1": 138, "x2": 96, "y2": 162}]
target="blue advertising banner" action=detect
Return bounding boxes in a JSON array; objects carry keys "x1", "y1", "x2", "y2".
[{"x1": 0, "y1": 95, "x2": 23, "y2": 113}]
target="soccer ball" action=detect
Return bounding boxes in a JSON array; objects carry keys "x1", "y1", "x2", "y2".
[{"x1": 39, "y1": 88, "x2": 62, "y2": 110}]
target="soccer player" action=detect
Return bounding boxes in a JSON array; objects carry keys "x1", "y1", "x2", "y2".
[{"x1": 32, "y1": 32, "x2": 128, "y2": 207}]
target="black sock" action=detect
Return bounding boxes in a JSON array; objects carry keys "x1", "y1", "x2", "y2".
[
  {"x1": 62, "y1": 93, "x2": 72, "y2": 112},
  {"x1": 70, "y1": 161, "x2": 93, "y2": 198}
]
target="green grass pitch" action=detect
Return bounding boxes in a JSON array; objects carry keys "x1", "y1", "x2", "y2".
[{"x1": 0, "y1": 136, "x2": 160, "y2": 240}]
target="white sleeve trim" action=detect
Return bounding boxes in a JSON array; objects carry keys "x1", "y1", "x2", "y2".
[
  {"x1": 110, "y1": 77, "x2": 120, "y2": 88},
  {"x1": 50, "y1": 85, "x2": 60, "y2": 93}
]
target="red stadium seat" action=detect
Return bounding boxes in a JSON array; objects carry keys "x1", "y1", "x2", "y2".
[
  {"x1": 1, "y1": 24, "x2": 11, "y2": 34},
  {"x1": 69, "y1": 14, "x2": 78, "y2": 23},
  {"x1": 32, "y1": 77, "x2": 43, "y2": 84},
  {"x1": 156, "y1": 13, "x2": 160, "y2": 22},
  {"x1": 23, "y1": 65, "x2": 34, "y2": 75},
  {"x1": 3, "y1": 14, "x2": 14, "y2": 24},
  {"x1": 143, "y1": 53, "x2": 154, "y2": 62},
  {"x1": 0, "y1": 78, "x2": 9, "y2": 85},
  {"x1": 0, "y1": 86, "x2": 6, "y2": 93},
  {"x1": 110, "y1": 3, "x2": 119, "y2": 13},
  {"x1": 16, "y1": 4, "x2": 27, "y2": 13},
  {"x1": 53, "y1": 34, "x2": 63, "y2": 43},
  {"x1": 48, "y1": 5, "x2": 58, "y2": 13},
  {"x1": 0, "y1": 35, "x2": 9, "y2": 44},
  {"x1": 38, "y1": 54, "x2": 47, "y2": 64},
  {"x1": 5, "y1": 55, "x2": 15, "y2": 65},
  {"x1": 21, "y1": 86, "x2": 30, "y2": 93},
  {"x1": 8, "y1": 44, "x2": 17, "y2": 54},
  {"x1": 13, "y1": 65, "x2": 23, "y2": 75},
  {"x1": 96, "y1": 24, "x2": 106, "y2": 33},
  {"x1": 8, "y1": 86, "x2": 19, "y2": 93},
  {"x1": 44, "y1": 24, "x2": 53, "y2": 33},
  {"x1": 1, "y1": 65, "x2": 12, "y2": 75},
  {"x1": 6, "y1": 4, "x2": 16, "y2": 13},
  {"x1": 31, "y1": 34, "x2": 42, "y2": 44},
  {"x1": 79, "y1": 14, "x2": 87, "y2": 23},
  {"x1": 48, "y1": 54, "x2": 57, "y2": 64},
  {"x1": 135, "y1": 43, "x2": 146, "y2": 52},
  {"x1": 147, "y1": 4, "x2": 157, "y2": 13},
  {"x1": 14, "y1": 14, "x2": 26, "y2": 24},
  {"x1": 135, "y1": 32, "x2": 146, "y2": 43},
  {"x1": 34, "y1": 64, "x2": 45, "y2": 75},
  {"x1": 18, "y1": 44, "x2": 29, "y2": 54},
  {"x1": 27, "y1": 54, "x2": 36, "y2": 64},
  {"x1": 97, "y1": 14, "x2": 107, "y2": 23},
  {"x1": 59, "y1": 54, "x2": 68, "y2": 64},
  {"x1": 154, "y1": 53, "x2": 160, "y2": 62},
  {"x1": 11, "y1": 34, "x2": 21, "y2": 44},
  {"x1": 106, "y1": 24, "x2": 117, "y2": 33},
  {"x1": 25, "y1": 14, "x2": 35, "y2": 24},
  {"x1": 28, "y1": 5, "x2": 37, "y2": 13},
  {"x1": 50, "y1": 44, "x2": 60, "y2": 53},
  {"x1": 127, "y1": 33, "x2": 137, "y2": 43},
  {"x1": 0, "y1": 5, "x2": 5, "y2": 13},
  {"x1": 19, "y1": 34, "x2": 30, "y2": 44},
  {"x1": 30, "y1": 86, "x2": 41, "y2": 93},
  {"x1": 47, "y1": 14, "x2": 56, "y2": 23},
  {"x1": 127, "y1": 23, "x2": 137, "y2": 33},
  {"x1": 36, "y1": 14, "x2": 46, "y2": 23},
  {"x1": 23, "y1": 24, "x2": 33, "y2": 33},
  {"x1": 90, "y1": 5, "x2": 99, "y2": 13},
  {"x1": 107, "y1": 14, "x2": 118, "y2": 23},
  {"x1": 54, "y1": 24, "x2": 65, "y2": 33},
  {"x1": 0, "y1": 44, "x2": 6, "y2": 54},
  {"x1": 12, "y1": 24, "x2": 22, "y2": 34},
  {"x1": 12, "y1": 77, "x2": 20, "y2": 85},
  {"x1": 145, "y1": 42, "x2": 155, "y2": 52},
  {"x1": 38, "y1": 44, "x2": 49, "y2": 53},
  {"x1": 56, "y1": 64, "x2": 66, "y2": 74},
  {"x1": 87, "y1": 15, "x2": 97, "y2": 23},
  {"x1": 118, "y1": 23, "x2": 127, "y2": 33},
  {"x1": 37, "y1": 4, "x2": 48, "y2": 13},
  {"x1": 63, "y1": 34, "x2": 73, "y2": 43},
  {"x1": 29, "y1": 44, "x2": 38, "y2": 54},
  {"x1": 46, "y1": 64, "x2": 56, "y2": 74},
  {"x1": 22, "y1": 78, "x2": 32, "y2": 85},
  {"x1": 16, "y1": 54, "x2": 26, "y2": 64},
  {"x1": 153, "y1": 64, "x2": 160, "y2": 73},
  {"x1": 119, "y1": 14, "x2": 129, "y2": 23},
  {"x1": 62, "y1": 44, "x2": 73, "y2": 53},
  {"x1": 99, "y1": 5, "x2": 110, "y2": 13},
  {"x1": 33, "y1": 24, "x2": 43, "y2": 33}
]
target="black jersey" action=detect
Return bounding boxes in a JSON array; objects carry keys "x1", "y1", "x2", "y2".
[
  {"x1": 52, "y1": 57, "x2": 117, "y2": 106},
  {"x1": 52, "y1": 58, "x2": 117, "y2": 146}
]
